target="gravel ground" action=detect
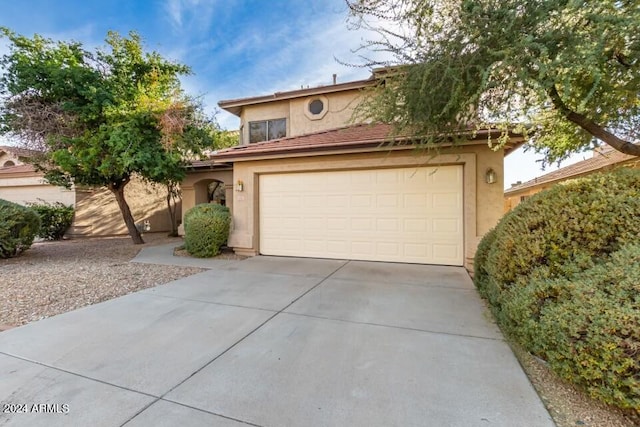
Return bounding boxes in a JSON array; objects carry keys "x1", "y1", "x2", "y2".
[
  {"x1": 1, "y1": 236, "x2": 638, "y2": 426},
  {"x1": 0, "y1": 233, "x2": 204, "y2": 329}
]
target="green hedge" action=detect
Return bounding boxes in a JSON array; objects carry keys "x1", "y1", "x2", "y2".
[
  {"x1": 474, "y1": 168, "x2": 640, "y2": 412},
  {"x1": 0, "y1": 199, "x2": 41, "y2": 258},
  {"x1": 183, "y1": 203, "x2": 231, "y2": 258},
  {"x1": 502, "y1": 244, "x2": 640, "y2": 410},
  {"x1": 28, "y1": 201, "x2": 74, "y2": 240}
]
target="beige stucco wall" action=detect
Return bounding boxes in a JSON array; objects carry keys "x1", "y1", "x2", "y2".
[
  {"x1": 0, "y1": 176, "x2": 76, "y2": 206},
  {"x1": 239, "y1": 89, "x2": 363, "y2": 143},
  {"x1": 288, "y1": 90, "x2": 363, "y2": 136},
  {"x1": 68, "y1": 177, "x2": 179, "y2": 237},
  {"x1": 226, "y1": 144, "x2": 504, "y2": 268}
]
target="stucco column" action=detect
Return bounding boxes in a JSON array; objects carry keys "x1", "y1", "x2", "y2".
[
  {"x1": 224, "y1": 184, "x2": 234, "y2": 213},
  {"x1": 179, "y1": 185, "x2": 195, "y2": 235}
]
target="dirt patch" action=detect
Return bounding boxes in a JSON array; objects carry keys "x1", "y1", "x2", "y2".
[{"x1": 511, "y1": 344, "x2": 639, "y2": 427}]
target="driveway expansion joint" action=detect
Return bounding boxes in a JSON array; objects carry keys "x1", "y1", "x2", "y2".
[
  {"x1": 282, "y1": 311, "x2": 506, "y2": 342},
  {"x1": 119, "y1": 260, "x2": 352, "y2": 427},
  {"x1": 0, "y1": 351, "x2": 160, "y2": 399},
  {"x1": 139, "y1": 291, "x2": 278, "y2": 313}
]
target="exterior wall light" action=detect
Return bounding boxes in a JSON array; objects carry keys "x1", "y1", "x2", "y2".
[
  {"x1": 235, "y1": 180, "x2": 244, "y2": 192},
  {"x1": 485, "y1": 168, "x2": 497, "y2": 184}
]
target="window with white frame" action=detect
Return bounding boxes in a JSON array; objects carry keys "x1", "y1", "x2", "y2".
[{"x1": 248, "y1": 118, "x2": 286, "y2": 143}]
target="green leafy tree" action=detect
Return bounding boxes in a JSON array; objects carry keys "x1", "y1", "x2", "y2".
[
  {"x1": 150, "y1": 117, "x2": 238, "y2": 237},
  {"x1": 0, "y1": 29, "x2": 215, "y2": 244},
  {"x1": 347, "y1": 0, "x2": 640, "y2": 163}
]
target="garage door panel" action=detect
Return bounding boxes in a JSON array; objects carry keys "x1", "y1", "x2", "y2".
[
  {"x1": 403, "y1": 193, "x2": 428, "y2": 208},
  {"x1": 303, "y1": 195, "x2": 325, "y2": 209},
  {"x1": 351, "y1": 218, "x2": 374, "y2": 231},
  {"x1": 351, "y1": 241, "x2": 375, "y2": 256},
  {"x1": 259, "y1": 166, "x2": 463, "y2": 265},
  {"x1": 350, "y1": 194, "x2": 373, "y2": 207},
  {"x1": 303, "y1": 217, "x2": 325, "y2": 229},
  {"x1": 326, "y1": 195, "x2": 349, "y2": 208},
  {"x1": 432, "y1": 218, "x2": 462, "y2": 234}
]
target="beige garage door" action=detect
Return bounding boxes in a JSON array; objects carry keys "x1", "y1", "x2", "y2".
[{"x1": 259, "y1": 166, "x2": 464, "y2": 265}]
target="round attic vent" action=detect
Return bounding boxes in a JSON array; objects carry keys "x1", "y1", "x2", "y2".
[
  {"x1": 304, "y1": 95, "x2": 329, "y2": 120},
  {"x1": 309, "y1": 99, "x2": 324, "y2": 115}
]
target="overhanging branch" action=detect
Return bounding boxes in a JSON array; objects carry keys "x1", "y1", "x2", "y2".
[{"x1": 548, "y1": 85, "x2": 640, "y2": 156}]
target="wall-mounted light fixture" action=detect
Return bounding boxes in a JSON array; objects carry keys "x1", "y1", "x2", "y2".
[
  {"x1": 485, "y1": 168, "x2": 497, "y2": 184},
  {"x1": 235, "y1": 180, "x2": 244, "y2": 192}
]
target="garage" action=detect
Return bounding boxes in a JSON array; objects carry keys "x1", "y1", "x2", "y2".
[{"x1": 259, "y1": 165, "x2": 464, "y2": 265}]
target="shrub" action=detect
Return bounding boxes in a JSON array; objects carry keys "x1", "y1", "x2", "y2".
[
  {"x1": 0, "y1": 199, "x2": 41, "y2": 258},
  {"x1": 183, "y1": 203, "x2": 231, "y2": 257},
  {"x1": 472, "y1": 226, "x2": 497, "y2": 299},
  {"x1": 474, "y1": 168, "x2": 640, "y2": 412},
  {"x1": 28, "y1": 201, "x2": 74, "y2": 240},
  {"x1": 485, "y1": 168, "x2": 640, "y2": 302},
  {"x1": 503, "y1": 244, "x2": 640, "y2": 410}
]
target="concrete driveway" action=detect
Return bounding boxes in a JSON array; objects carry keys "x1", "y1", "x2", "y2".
[{"x1": 0, "y1": 252, "x2": 554, "y2": 426}]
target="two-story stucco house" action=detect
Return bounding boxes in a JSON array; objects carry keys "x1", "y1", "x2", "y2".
[{"x1": 181, "y1": 72, "x2": 523, "y2": 269}]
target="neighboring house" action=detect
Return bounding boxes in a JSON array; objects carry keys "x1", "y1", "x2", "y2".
[
  {"x1": 504, "y1": 146, "x2": 640, "y2": 212},
  {"x1": 0, "y1": 146, "x2": 75, "y2": 207},
  {"x1": 183, "y1": 72, "x2": 523, "y2": 269},
  {"x1": 0, "y1": 146, "x2": 177, "y2": 237}
]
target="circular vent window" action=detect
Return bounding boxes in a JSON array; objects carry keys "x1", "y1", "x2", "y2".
[{"x1": 309, "y1": 99, "x2": 324, "y2": 115}]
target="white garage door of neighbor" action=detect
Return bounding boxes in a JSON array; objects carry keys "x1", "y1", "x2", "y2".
[{"x1": 259, "y1": 166, "x2": 464, "y2": 265}]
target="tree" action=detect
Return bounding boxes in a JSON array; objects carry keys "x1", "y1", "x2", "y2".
[
  {"x1": 150, "y1": 113, "x2": 236, "y2": 237},
  {"x1": 346, "y1": 0, "x2": 640, "y2": 164},
  {"x1": 0, "y1": 29, "x2": 214, "y2": 243}
]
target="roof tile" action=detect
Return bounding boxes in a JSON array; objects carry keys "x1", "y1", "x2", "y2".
[{"x1": 505, "y1": 148, "x2": 638, "y2": 194}]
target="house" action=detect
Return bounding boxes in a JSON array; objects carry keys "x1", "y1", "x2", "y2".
[
  {"x1": 504, "y1": 146, "x2": 640, "y2": 211},
  {"x1": 182, "y1": 73, "x2": 523, "y2": 269},
  {"x1": 0, "y1": 146, "x2": 75, "y2": 207},
  {"x1": 0, "y1": 146, "x2": 177, "y2": 237}
]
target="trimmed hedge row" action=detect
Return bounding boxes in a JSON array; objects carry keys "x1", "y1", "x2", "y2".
[
  {"x1": 183, "y1": 203, "x2": 231, "y2": 257},
  {"x1": 475, "y1": 168, "x2": 640, "y2": 412},
  {"x1": 0, "y1": 199, "x2": 41, "y2": 258}
]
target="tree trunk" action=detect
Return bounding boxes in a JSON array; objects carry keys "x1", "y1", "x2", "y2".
[
  {"x1": 109, "y1": 178, "x2": 144, "y2": 244},
  {"x1": 166, "y1": 183, "x2": 179, "y2": 237},
  {"x1": 549, "y1": 86, "x2": 640, "y2": 157}
]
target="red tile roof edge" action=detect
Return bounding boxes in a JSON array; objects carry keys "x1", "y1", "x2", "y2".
[
  {"x1": 0, "y1": 163, "x2": 38, "y2": 175},
  {"x1": 208, "y1": 123, "x2": 522, "y2": 162},
  {"x1": 505, "y1": 149, "x2": 638, "y2": 194}
]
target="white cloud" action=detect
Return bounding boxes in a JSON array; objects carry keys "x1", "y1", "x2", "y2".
[
  {"x1": 165, "y1": 0, "x2": 184, "y2": 29},
  {"x1": 169, "y1": 2, "x2": 394, "y2": 129},
  {"x1": 164, "y1": 0, "x2": 218, "y2": 33}
]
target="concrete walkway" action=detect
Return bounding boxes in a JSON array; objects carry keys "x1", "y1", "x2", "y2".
[{"x1": 0, "y1": 246, "x2": 554, "y2": 426}]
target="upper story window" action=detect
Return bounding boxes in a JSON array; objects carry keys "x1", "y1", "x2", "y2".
[{"x1": 249, "y1": 118, "x2": 286, "y2": 143}]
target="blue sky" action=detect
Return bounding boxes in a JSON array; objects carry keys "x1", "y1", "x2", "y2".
[{"x1": 0, "y1": 0, "x2": 586, "y2": 187}]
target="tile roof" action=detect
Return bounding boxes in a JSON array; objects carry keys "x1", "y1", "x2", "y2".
[
  {"x1": 505, "y1": 148, "x2": 638, "y2": 195},
  {"x1": 209, "y1": 123, "x2": 523, "y2": 162},
  {"x1": 0, "y1": 145, "x2": 42, "y2": 158},
  {"x1": 0, "y1": 163, "x2": 38, "y2": 175},
  {"x1": 212, "y1": 123, "x2": 397, "y2": 161}
]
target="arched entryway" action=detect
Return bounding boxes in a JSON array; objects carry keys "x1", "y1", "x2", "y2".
[
  {"x1": 194, "y1": 178, "x2": 228, "y2": 206},
  {"x1": 179, "y1": 167, "x2": 234, "y2": 235}
]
